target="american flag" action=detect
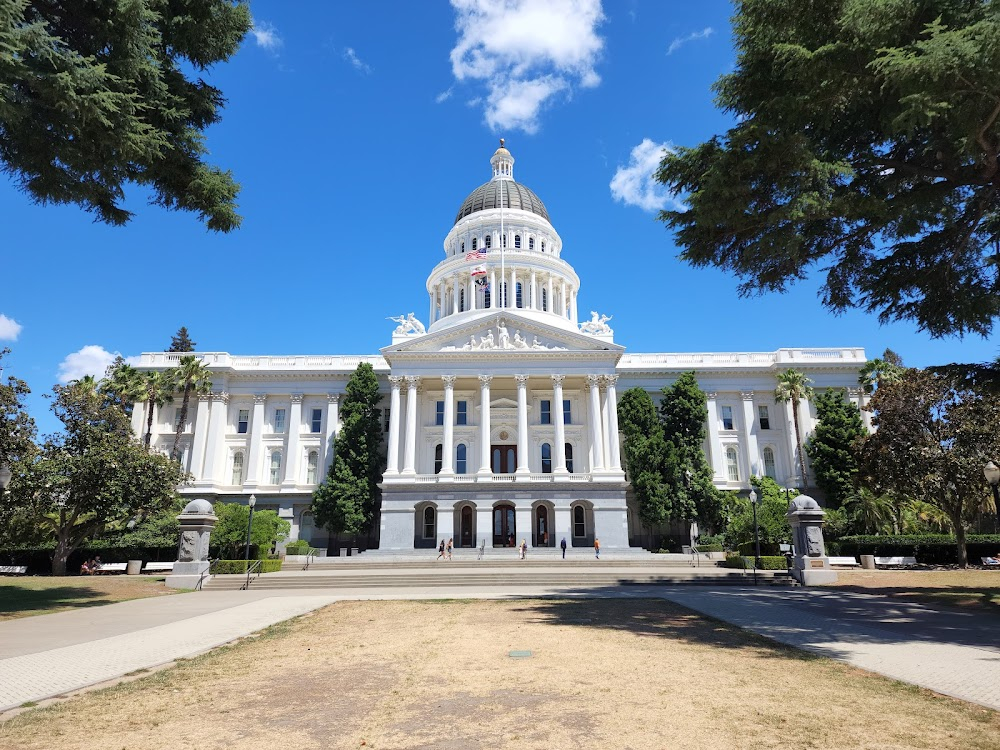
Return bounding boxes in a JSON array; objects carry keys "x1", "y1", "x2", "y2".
[{"x1": 466, "y1": 250, "x2": 486, "y2": 260}]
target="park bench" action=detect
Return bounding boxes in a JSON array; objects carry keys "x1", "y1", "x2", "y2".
[
  {"x1": 93, "y1": 562, "x2": 127, "y2": 574},
  {"x1": 0, "y1": 565, "x2": 27, "y2": 575},
  {"x1": 875, "y1": 556, "x2": 918, "y2": 567},
  {"x1": 142, "y1": 562, "x2": 174, "y2": 573},
  {"x1": 828, "y1": 556, "x2": 860, "y2": 567},
  {"x1": 981, "y1": 557, "x2": 1000, "y2": 567}
]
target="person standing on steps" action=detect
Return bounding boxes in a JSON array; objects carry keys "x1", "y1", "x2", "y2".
[
  {"x1": 560, "y1": 537, "x2": 567, "y2": 559},
  {"x1": 520, "y1": 539, "x2": 527, "y2": 560},
  {"x1": 437, "y1": 539, "x2": 445, "y2": 560},
  {"x1": 446, "y1": 538, "x2": 453, "y2": 560},
  {"x1": 594, "y1": 538, "x2": 600, "y2": 560}
]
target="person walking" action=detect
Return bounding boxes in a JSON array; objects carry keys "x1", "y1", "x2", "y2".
[
  {"x1": 560, "y1": 537, "x2": 567, "y2": 559},
  {"x1": 520, "y1": 539, "x2": 527, "y2": 560},
  {"x1": 437, "y1": 539, "x2": 445, "y2": 560},
  {"x1": 594, "y1": 538, "x2": 600, "y2": 560},
  {"x1": 446, "y1": 538, "x2": 453, "y2": 560}
]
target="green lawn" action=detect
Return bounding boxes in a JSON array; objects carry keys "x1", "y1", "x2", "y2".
[{"x1": 0, "y1": 576, "x2": 178, "y2": 620}]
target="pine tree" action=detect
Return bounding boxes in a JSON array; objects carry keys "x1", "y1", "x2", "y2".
[
  {"x1": 806, "y1": 389, "x2": 865, "y2": 507},
  {"x1": 168, "y1": 328, "x2": 196, "y2": 353},
  {"x1": 312, "y1": 364, "x2": 383, "y2": 539}
]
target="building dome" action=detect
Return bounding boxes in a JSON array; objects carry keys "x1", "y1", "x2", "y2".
[{"x1": 454, "y1": 180, "x2": 550, "y2": 225}]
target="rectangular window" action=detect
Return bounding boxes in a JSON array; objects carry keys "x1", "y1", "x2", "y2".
[
  {"x1": 721, "y1": 405, "x2": 734, "y2": 431},
  {"x1": 274, "y1": 408, "x2": 286, "y2": 433},
  {"x1": 174, "y1": 408, "x2": 183, "y2": 429},
  {"x1": 456, "y1": 400, "x2": 467, "y2": 425},
  {"x1": 435, "y1": 401, "x2": 444, "y2": 426},
  {"x1": 726, "y1": 448, "x2": 740, "y2": 482},
  {"x1": 311, "y1": 408, "x2": 323, "y2": 433},
  {"x1": 758, "y1": 405, "x2": 770, "y2": 430},
  {"x1": 306, "y1": 452, "x2": 318, "y2": 484},
  {"x1": 231, "y1": 453, "x2": 244, "y2": 485},
  {"x1": 269, "y1": 452, "x2": 282, "y2": 484},
  {"x1": 540, "y1": 399, "x2": 551, "y2": 425},
  {"x1": 237, "y1": 409, "x2": 249, "y2": 434},
  {"x1": 563, "y1": 399, "x2": 572, "y2": 425}
]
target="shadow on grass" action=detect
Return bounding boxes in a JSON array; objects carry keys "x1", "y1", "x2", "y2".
[{"x1": 0, "y1": 585, "x2": 107, "y2": 617}]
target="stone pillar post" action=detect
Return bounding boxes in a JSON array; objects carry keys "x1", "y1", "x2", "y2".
[
  {"x1": 478, "y1": 375, "x2": 492, "y2": 474},
  {"x1": 740, "y1": 391, "x2": 759, "y2": 480},
  {"x1": 402, "y1": 376, "x2": 419, "y2": 474},
  {"x1": 441, "y1": 375, "x2": 456, "y2": 475},
  {"x1": 166, "y1": 499, "x2": 217, "y2": 590},
  {"x1": 202, "y1": 392, "x2": 229, "y2": 484},
  {"x1": 605, "y1": 375, "x2": 622, "y2": 471},
  {"x1": 325, "y1": 394, "x2": 340, "y2": 475},
  {"x1": 787, "y1": 495, "x2": 837, "y2": 585},
  {"x1": 385, "y1": 377, "x2": 402, "y2": 474},
  {"x1": 282, "y1": 394, "x2": 303, "y2": 487},
  {"x1": 704, "y1": 392, "x2": 724, "y2": 481},
  {"x1": 188, "y1": 394, "x2": 212, "y2": 479},
  {"x1": 515, "y1": 375, "x2": 529, "y2": 474},
  {"x1": 552, "y1": 375, "x2": 567, "y2": 473},
  {"x1": 244, "y1": 394, "x2": 267, "y2": 486},
  {"x1": 586, "y1": 376, "x2": 605, "y2": 472}
]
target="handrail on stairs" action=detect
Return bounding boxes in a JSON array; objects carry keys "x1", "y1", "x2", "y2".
[
  {"x1": 241, "y1": 559, "x2": 262, "y2": 590},
  {"x1": 303, "y1": 547, "x2": 318, "y2": 571}
]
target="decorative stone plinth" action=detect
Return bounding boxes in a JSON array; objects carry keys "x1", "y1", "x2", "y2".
[
  {"x1": 786, "y1": 495, "x2": 837, "y2": 586},
  {"x1": 165, "y1": 498, "x2": 218, "y2": 590}
]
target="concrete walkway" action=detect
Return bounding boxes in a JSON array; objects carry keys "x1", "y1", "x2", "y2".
[{"x1": 1, "y1": 584, "x2": 998, "y2": 714}]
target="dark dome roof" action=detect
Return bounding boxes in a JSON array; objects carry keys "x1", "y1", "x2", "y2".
[{"x1": 454, "y1": 180, "x2": 550, "y2": 225}]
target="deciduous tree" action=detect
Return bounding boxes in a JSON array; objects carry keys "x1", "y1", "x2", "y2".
[{"x1": 210, "y1": 502, "x2": 289, "y2": 559}]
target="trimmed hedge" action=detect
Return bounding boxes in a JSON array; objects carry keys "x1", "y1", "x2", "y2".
[
  {"x1": 837, "y1": 534, "x2": 1000, "y2": 564},
  {"x1": 722, "y1": 555, "x2": 788, "y2": 570},
  {"x1": 284, "y1": 540, "x2": 311, "y2": 554},
  {"x1": 737, "y1": 542, "x2": 783, "y2": 556},
  {"x1": 212, "y1": 559, "x2": 282, "y2": 574}
]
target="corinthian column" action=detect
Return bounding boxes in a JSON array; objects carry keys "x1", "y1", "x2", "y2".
[
  {"x1": 515, "y1": 375, "x2": 529, "y2": 474},
  {"x1": 385, "y1": 378, "x2": 402, "y2": 474},
  {"x1": 402, "y1": 376, "x2": 419, "y2": 474},
  {"x1": 605, "y1": 375, "x2": 622, "y2": 471},
  {"x1": 586, "y1": 376, "x2": 605, "y2": 472},
  {"x1": 478, "y1": 375, "x2": 493, "y2": 474},
  {"x1": 441, "y1": 375, "x2": 456, "y2": 475},
  {"x1": 552, "y1": 375, "x2": 566, "y2": 473}
]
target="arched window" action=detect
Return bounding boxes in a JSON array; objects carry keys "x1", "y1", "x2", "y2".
[
  {"x1": 459, "y1": 288, "x2": 465, "y2": 312},
  {"x1": 307, "y1": 451, "x2": 319, "y2": 484},
  {"x1": 725, "y1": 447, "x2": 739, "y2": 482},
  {"x1": 501, "y1": 281, "x2": 508, "y2": 307},
  {"x1": 542, "y1": 288, "x2": 548, "y2": 311},
  {"x1": 484, "y1": 286, "x2": 491, "y2": 308},
  {"x1": 541, "y1": 443, "x2": 552, "y2": 473},
  {"x1": 423, "y1": 506, "x2": 435, "y2": 539},
  {"x1": 269, "y1": 451, "x2": 282, "y2": 485},
  {"x1": 565, "y1": 443, "x2": 574, "y2": 473},
  {"x1": 502, "y1": 234, "x2": 507, "y2": 248},
  {"x1": 541, "y1": 240, "x2": 546, "y2": 252},
  {"x1": 529, "y1": 237, "x2": 535, "y2": 250},
  {"x1": 231, "y1": 451, "x2": 244, "y2": 485},
  {"x1": 456, "y1": 444, "x2": 467, "y2": 474},
  {"x1": 461, "y1": 241, "x2": 465, "y2": 254},
  {"x1": 516, "y1": 282, "x2": 523, "y2": 308},
  {"x1": 472, "y1": 237, "x2": 477, "y2": 251},
  {"x1": 434, "y1": 444, "x2": 443, "y2": 474},
  {"x1": 484, "y1": 235, "x2": 492, "y2": 249},
  {"x1": 763, "y1": 447, "x2": 776, "y2": 479},
  {"x1": 573, "y1": 505, "x2": 585, "y2": 537},
  {"x1": 514, "y1": 234, "x2": 521, "y2": 248}
]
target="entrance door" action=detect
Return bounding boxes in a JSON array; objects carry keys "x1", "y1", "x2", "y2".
[
  {"x1": 491, "y1": 445, "x2": 517, "y2": 474},
  {"x1": 493, "y1": 504, "x2": 515, "y2": 546},
  {"x1": 460, "y1": 506, "x2": 473, "y2": 547},
  {"x1": 535, "y1": 506, "x2": 549, "y2": 547}
]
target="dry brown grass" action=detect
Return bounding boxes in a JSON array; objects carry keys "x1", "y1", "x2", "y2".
[
  {"x1": 824, "y1": 570, "x2": 1000, "y2": 613},
  {"x1": 0, "y1": 576, "x2": 177, "y2": 621},
  {"x1": 1, "y1": 598, "x2": 997, "y2": 750}
]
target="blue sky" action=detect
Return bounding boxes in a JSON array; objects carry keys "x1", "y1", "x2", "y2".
[{"x1": 2, "y1": 0, "x2": 995, "y2": 436}]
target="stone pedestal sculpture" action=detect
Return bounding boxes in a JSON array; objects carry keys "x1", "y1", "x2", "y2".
[
  {"x1": 786, "y1": 495, "x2": 837, "y2": 586},
  {"x1": 165, "y1": 498, "x2": 218, "y2": 590}
]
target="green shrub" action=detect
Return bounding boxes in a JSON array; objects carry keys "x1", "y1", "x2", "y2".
[
  {"x1": 737, "y1": 541, "x2": 782, "y2": 556},
  {"x1": 695, "y1": 544, "x2": 723, "y2": 552},
  {"x1": 212, "y1": 559, "x2": 282, "y2": 574},
  {"x1": 284, "y1": 540, "x2": 311, "y2": 554},
  {"x1": 837, "y1": 534, "x2": 1000, "y2": 564},
  {"x1": 697, "y1": 535, "x2": 724, "y2": 547},
  {"x1": 721, "y1": 555, "x2": 788, "y2": 570}
]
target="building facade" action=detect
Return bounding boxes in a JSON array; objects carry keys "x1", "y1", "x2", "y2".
[{"x1": 134, "y1": 143, "x2": 868, "y2": 552}]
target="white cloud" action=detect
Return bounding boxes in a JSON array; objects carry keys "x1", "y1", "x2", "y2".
[
  {"x1": 435, "y1": 87, "x2": 454, "y2": 103},
  {"x1": 449, "y1": 0, "x2": 605, "y2": 133},
  {"x1": 251, "y1": 19, "x2": 282, "y2": 51},
  {"x1": 667, "y1": 27, "x2": 713, "y2": 55},
  {"x1": 57, "y1": 346, "x2": 139, "y2": 384},
  {"x1": 0, "y1": 314, "x2": 22, "y2": 341},
  {"x1": 610, "y1": 139, "x2": 684, "y2": 212},
  {"x1": 343, "y1": 47, "x2": 371, "y2": 74}
]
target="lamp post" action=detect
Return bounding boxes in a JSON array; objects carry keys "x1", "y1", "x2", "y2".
[
  {"x1": 244, "y1": 494, "x2": 257, "y2": 563},
  {"x1": 749, "y1": 489, "x2": 761, "y2": 586},
  {"x1": 984, "y1": 461, "x2": 1000, "y2": 533},
  {"x1": 0, "y1": 462, "x2": 11, "y2": 496}
]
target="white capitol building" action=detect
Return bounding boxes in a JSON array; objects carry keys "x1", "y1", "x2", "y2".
[{"x1": 134, "y1": 142, "x2": 868, "y2": 552}]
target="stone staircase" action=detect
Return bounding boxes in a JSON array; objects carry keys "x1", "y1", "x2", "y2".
[{"x1": 202, "y1": 554, "x2": 793, "y2": 591}]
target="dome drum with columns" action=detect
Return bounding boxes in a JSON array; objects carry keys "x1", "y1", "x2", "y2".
[{"x1": 131, "y1": 141, "x2": 869, "y2": 556}]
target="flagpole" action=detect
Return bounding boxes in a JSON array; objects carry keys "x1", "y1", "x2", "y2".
[{"x1": 499, "y1": 137, "x2": 505, "y2": 310}]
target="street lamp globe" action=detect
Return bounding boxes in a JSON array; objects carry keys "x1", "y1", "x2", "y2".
[
  {"x1": 984, "y1": 461, "x2": 1000, "y2": 488},
  {"x1": 749, "y1": 489, "x2": 758, "y2": 504},
  {"x1": 0, "y1": 462, "x2": 11, "y2": 491},
  {"x1": 248, "y1": 494, "x2": 257, "y2": 509}
]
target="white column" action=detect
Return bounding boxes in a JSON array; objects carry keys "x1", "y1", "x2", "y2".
[
  {"x1": 441, "y1": 375, "x2": 456, "y2": 475},
  {"x1": 552, "y1": 375, "x2": 567, "y2": 473},
  {"x1": 705, "y1": 392, "x2": 724, "y2": 481},
  {"x1": 429, "y1": 289, "x2": 435, "y2": 325},
  {"x1": 202, "y1": 392, "x2": 229, "y2": 484},
  {"x1": 561, "y1": 279, "x2": 568, "y2": 317},
  {"x1": 468, "y1": 274, "x2": 476, "y2": 311},
  {"x1": 605, "y1": 375, "x2": 622, "y2": 471},
  {"x1": 436, "y1": 283, "x2": 444, "y2": 320},
  {"x1": 530, "y1": 271, "x2": 538, "y2": 310},
  {"x1": 478, "y1": 375, "x2": 492, "y2": 474},
  {"x1": 510, "y1": 268, "x2": 517, "y2": 308},
  {"x1": 586, "y1": 375, "x2": 605, "y2": 472},
  {"x1": 570, "y1": 290, "x2": 578, "y2": 323},
  {"x1": 324, "y1": 394, "x2": 339, "y2": 475},
  {"x1": 600, "y1": 381, "x2": 611, "y2": 469},
  {"x1": 546, "y1": 275, "x2": 553, "y2": 313},
  {"x1": 490, "y1": 270, "x2": 497, "y2": 309},
  {"x1": 282, "y1": 394, "x2": 303, "y2": 486},
  {"x1": 402, "y1": 376, "x2": 419, "y2": 475},
  {"x1": 452, "y1": 271, "x2": 460, "y2": 313},
  {"x1": 245, "y1": 394, "x2": 267, "y2": 486},
  {"x1": 849, "y1": 387, "x2": 872, "y2": 430},
  {"x1": 385, "y1": 377, "x2": 402, "y2": 474},
  {"x1": 740, "y1": 391, "x2": 760, "y2": 480},
  {"x1": 188, "y1": 394, "x2": 212, "y2": 480},
  {"x1": 515, "y1": 375, "x2": 529, "y2": 474}
]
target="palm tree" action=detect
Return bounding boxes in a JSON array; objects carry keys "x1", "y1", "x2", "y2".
[
  {"x1": 139, "y1": 371, "x2": 174, "y2": 450},
  {"x1": 774, "y1": 368, "x2": 814, "y2": 489},
  {"x1": 170, "y1": 356, "x2": 212, "y2": 462},
  {"x1": 843, "y1": 488, "x2": 895, "y2": 534},
  {"x1": 101, "y1": 362, "x2": 144, "y2": 417}
]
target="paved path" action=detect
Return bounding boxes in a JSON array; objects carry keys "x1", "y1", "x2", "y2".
[{"x1": 1, "y1": 584, "x2": 998, "y2": 714}]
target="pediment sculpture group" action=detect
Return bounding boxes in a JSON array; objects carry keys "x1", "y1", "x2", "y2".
[
  {"x1": 461, "y1": 322, "x2": 565, "y2": 351},
  {"x1": 579, "y1": 311, "x2": 613, "y2": 335}
]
